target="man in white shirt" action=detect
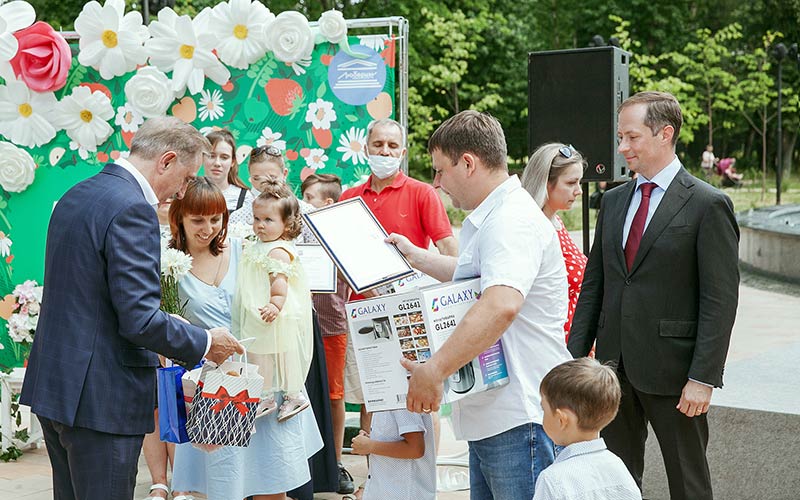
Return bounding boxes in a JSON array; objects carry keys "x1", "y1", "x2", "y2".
[{"x1": 388, "y1": 110, "x2": 572, "y2": 499}]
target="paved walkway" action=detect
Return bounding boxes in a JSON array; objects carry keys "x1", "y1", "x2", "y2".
[{"x1": 2, "y1": 281, "x2": 798, "y2": 499}]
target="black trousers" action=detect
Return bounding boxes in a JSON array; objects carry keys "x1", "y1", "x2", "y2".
[
  {"x1": 604, "y1": 369, "x2": 713, "y2": 500},
  {"x1": 39, "y1": 416, "x2": 144, "y2": 500}
]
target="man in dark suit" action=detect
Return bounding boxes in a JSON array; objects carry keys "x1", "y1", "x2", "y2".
[
  {"x1": 20, "y1": 117, "x2": 244, "y2": 500},
  {"x1": 568, "y1": 91, "x2": 739, "y2": 500}
]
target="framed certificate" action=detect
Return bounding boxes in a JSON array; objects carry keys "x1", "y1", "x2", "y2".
[
  {"x1": 296, "y1": 243, "x2": 337, "y2": 293},
  {"x1": 302, "y1": 198, "x2": 414, "y2": 295}
]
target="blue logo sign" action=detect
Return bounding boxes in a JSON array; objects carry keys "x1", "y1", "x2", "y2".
[{"x1": 328, "y1": 46, "x2": 386, "y2": 106}]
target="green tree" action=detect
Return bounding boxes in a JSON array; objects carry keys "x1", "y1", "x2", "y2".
[
  {"x1": 670, "y1": 24, "x2": 741, "y2": 148},
  {"x1": 729, "y1": 32, "x2": 781, "y2": 200}
]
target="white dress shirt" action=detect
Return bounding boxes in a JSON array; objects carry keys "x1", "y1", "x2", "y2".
[
  {"x1": 450, "y1": 176, "x2": 571, "y2": 441},
  {"x1": 114, "y1": 159, "x2": 212, "y2": 356},
  {"x1": 533, "y1": 438, "x2": 642, "y2": 500},
  {"x1": 622, "y1": 156, "x2": 681, "y2": 247}
]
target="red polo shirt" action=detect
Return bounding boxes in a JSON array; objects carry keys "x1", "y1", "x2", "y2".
[{"x1": 340, "y1": 171, "x2": 453, "y2": 299}]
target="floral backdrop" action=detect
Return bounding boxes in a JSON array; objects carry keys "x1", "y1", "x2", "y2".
[{"x1": 0, "y1": 0, "x2": 396, "y2": 368}]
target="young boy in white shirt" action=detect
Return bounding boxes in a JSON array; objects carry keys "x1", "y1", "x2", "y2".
[
  {"x1": 534, "y1": 358, "x2": 642, "y2": 500},
  {"x1": 351, "y1": 409, "x2": 436, "y2": 500}
]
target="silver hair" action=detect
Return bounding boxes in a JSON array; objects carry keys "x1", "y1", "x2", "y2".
[
  {"x1": 366, "y1": 118, "x2": 406, "y2": 148},
  {"x1": 130, "y1": 116, "x2": 211, "y2": 162}
]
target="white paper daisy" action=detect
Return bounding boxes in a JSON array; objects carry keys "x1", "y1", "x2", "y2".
[
  {"x1": 358, "y1": 34, "x2": 389, "y2": 52},
  {"x1": 114, "y1": 102, "x2": 144, "y2": 133},
  {"x1": 74, "y1": 0, "x2": 149, "y2": 80},
  {"x1": 145, "y1": 7, "x2": 230, "y2": 96},
  {"x1": 336, "y1": 127, "x2": 367, "y2": 165},
  {"x1": 0, "y1": 0, "x2": 35, "y2": 81},
  {"x1": 256, "y1": 127, "x2": 286, "y2": 151},
  {"x1": 68, "y1": 140, "x2": 90, "y2": 160},
  {"x1": 210, "y1": 0, "x2": 274, "y2": 70},
  {"x1": 53, "y1": 86, "x2": 114, "y2": 152},
  {"x1": 0, "y1": 78, "x2": 58, "y2": 148},
  {"x1": 0, "y1": 232, "x2": 11, "y2": 257},
  {"x1": 198, "y1": 88, "x2": 225, "y2": 121},
  {"x1": 305, "y1": 98, "x2": 336, "y2": 130},
  {"x1": 305, "y1": 148, "x2": 328, "y2": 170}
]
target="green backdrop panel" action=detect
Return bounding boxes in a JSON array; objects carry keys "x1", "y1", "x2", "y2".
[{"x1": 0, "y1": 35, "x2": 396, "y2": 368}]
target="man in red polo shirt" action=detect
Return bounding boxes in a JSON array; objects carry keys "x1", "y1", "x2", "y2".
[
  {"x1": 339, "y1": 119, "x2": 457, "y2": 482},
  {"x1": 340, "y1": 118, "x2": 457, "y2": 256}
]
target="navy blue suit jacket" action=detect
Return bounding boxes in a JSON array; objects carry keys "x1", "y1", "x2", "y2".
[{"x1": 21, "y1": 164, "x2": 208, "y2": 435}]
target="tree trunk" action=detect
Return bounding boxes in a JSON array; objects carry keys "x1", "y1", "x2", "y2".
[{"x1": 708, "y1": 97, "x2": 713, "y2": 147}]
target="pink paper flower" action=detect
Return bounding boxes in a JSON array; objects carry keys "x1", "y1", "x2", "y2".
[{"x1": 10, "y1": 21, "x2": 72, "y2": 93}]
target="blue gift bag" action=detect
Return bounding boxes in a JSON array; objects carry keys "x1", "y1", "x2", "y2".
[{"x1": 157, "y1": 365, "x2": 190, "y2": 443}]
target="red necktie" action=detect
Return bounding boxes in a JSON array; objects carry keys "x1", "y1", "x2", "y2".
[{"x1": 624, "y1": 182, "x2": 657, "y2": 271}]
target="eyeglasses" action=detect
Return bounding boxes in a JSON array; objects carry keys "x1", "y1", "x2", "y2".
[
  {"x1": 250, "y1": 145, "x2": 283, "y2": 160},
  {"x1": 558, "y1": 145, "x2": 575, "y2": 159}
]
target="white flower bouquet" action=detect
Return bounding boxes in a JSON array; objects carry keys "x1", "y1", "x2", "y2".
[
  {"x1": 160, "y1": 247, "x2": 193, "y2": 315},
  {"x1": 6, "y1": 280, "x2": 43, "y2": 347}
]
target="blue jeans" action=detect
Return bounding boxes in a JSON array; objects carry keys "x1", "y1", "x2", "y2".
[{"x1": 468, "y1": 422, "x2": 556, "y2": 500}]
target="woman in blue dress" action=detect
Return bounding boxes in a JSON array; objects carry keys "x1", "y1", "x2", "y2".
[{"x1": 167, "y1": 178, "x2": 322, "y2": 500}]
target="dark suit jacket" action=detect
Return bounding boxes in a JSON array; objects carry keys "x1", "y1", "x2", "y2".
[
  {"x1": 568, "y1": 167, "x2": 739, "y2": 396},
  {"x1": 21, "y1": 164, "x2": 208, "y2": 435}
]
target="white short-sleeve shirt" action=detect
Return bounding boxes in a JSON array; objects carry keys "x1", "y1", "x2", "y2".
[
  {"x1": 222, "y1": 184, "x2": 255, "y2": 212},
  {"x1": 363, "y1": 410, "x2": 436, "y2": 500},
  {"x1": 450, "y1": 175, "x2": 571, "y2": 441}
]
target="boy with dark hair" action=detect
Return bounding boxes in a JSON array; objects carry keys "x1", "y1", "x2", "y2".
[{"x1": 534, "y1": 358, "x2": 641, "y2": 500}]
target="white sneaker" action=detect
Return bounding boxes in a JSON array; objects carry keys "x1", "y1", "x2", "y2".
[
  {"x1": 255, "y1": 397, "x2": 278, "y2": 419},
  {"x1": 277, "y1": 394, "x2": 310, "y2": 422}
]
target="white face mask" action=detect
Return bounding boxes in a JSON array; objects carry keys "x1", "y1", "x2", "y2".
[{"x1": 368, "y1": 155, "x2": 402, "y2": 179}]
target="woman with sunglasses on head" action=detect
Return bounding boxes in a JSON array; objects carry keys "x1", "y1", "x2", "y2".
[
  {"x1": 521, "y1": 143, "x2": 588, "y2": 342},
  {"x1": 205, "y1": 129, "x2": 255, "y2": 214}
]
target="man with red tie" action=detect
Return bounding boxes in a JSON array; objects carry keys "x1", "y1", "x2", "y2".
[{"x1": 568, "y1": 91, "x2": 739, "y2": 500}]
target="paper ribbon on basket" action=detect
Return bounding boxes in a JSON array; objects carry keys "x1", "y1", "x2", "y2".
[{"x1": 203, "y1": 387, "x2": 259, "y2": 415}]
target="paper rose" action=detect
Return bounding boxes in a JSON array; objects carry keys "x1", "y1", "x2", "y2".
[
  {"x1": 317, "y1": 10, "x2": 347, "y2": 44},
  {"x1": 74, "y1": 0, "x2": 149, "y2": 80},
  {"x1": 0, "y1": 0, "x2": 35, "y2": 81},
  {"x1": 52, "y1": 86, "x2": 114, "y2": 152},
  {"x1": 266, "y1": 11, "x2": 314, "y2": 64},
  {"x1": 0, "y1": 141, "x2": 36, "y2": 193},
  {"x1": 9, "y1": 21, "x2": 71, "y2": 93},
  {"x1": 211, "y1": 0, "x2": 274, "y2": 69},
  {"x1": 0, "y1": 78, "x2": 58, "y2": 148},
  {"x1": 146, "y1": 7, "x2": 230, "y2": 96},
  {"x1": 124, "y1": 66, "x2": 174, "y2": 118}
]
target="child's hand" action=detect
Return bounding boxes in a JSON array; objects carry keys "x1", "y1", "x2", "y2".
[
  {"x1": 259, "y1": 303, "x2": 280, "y2": 323},
  {"x1": 351, "y1": 430, "x2": 372, "y2": 455}
]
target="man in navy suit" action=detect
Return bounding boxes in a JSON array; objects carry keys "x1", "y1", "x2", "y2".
[
  {"x1": 21, "y1": 117, "x2": 244, "y2": 500},
  {"x1": 568, "y1": 92, "x2": 739, "y2": 499}
]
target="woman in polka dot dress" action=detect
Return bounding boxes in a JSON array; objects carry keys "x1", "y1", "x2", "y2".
[{"x1": 521, "y1": 143, "x2": 588, "y2": 341}]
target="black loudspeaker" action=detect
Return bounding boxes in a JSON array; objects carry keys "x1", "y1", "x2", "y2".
[{"x1": 528, "y1": 47, "x2": 630, "y2": 182}]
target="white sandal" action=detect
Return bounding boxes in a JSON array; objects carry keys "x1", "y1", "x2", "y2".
[
  {"x1": 172, "y1": 495, "x2": 196, "y2": 500},
  {"x1": 142, "y1": 483, "x2": 169, "y2": 500}
]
